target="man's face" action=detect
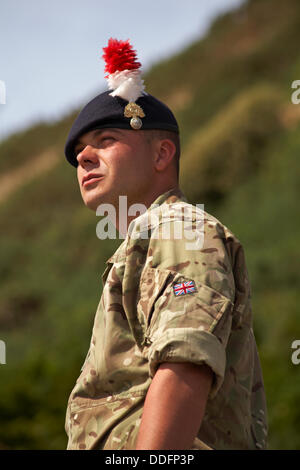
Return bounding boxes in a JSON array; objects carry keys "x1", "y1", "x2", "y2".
[{"x1": 75, "y1": 128, "x2": 155, "y2": 211}]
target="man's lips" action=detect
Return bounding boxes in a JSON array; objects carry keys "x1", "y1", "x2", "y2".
[{"x1": 82, "y1": 173, "x2": 104, "y2": 187}]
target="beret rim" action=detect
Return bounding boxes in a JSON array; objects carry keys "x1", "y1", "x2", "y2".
[{"x1": 64, "y1": 91, "x2": 179, "y2": 167}]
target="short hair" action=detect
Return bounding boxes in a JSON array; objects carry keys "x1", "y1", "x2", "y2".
[{"x1": 142, "y1": 129, "x2": 180, "y2": 178}]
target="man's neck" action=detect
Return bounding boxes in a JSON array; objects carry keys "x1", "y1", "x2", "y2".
[{"x1": 116, "y1": 184, "x2": 180, "y2": 237}]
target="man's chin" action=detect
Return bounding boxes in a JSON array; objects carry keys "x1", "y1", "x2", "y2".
[{"x1": 83, "y1": 190, "x2": 113, "y2": 212}]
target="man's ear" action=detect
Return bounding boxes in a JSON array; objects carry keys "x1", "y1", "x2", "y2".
[{"x1": 153, "y1": 139, "x2": 176, "y2": 172}]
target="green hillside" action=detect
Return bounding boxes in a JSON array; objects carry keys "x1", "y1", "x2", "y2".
[{"x1": 1, "y1": 0, "x2": 300, "y2": 449}]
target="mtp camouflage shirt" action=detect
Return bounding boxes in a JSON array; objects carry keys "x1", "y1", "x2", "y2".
[{"x1": 65, "y1": 187, "x2": 268, "y2": 450}]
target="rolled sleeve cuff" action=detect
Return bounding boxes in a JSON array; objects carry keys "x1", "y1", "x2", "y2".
[{"x1": 147, "y1": 327, "x2": 226, "y2": 399}]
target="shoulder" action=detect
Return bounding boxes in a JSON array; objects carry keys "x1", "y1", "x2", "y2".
[
  {"x1": 126, "y1": 198, "x2": 241, "y2": 302},
  {"x1": 146, "y1": 198, "x2": 240, "y2": 267},
  {"x1": 129, "y1": 197, "x2": 238, "y2": 241}
]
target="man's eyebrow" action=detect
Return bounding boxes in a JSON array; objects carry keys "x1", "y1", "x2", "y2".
[{"x1": 74, "y1": 128, "x2": 122, "y2": 151}]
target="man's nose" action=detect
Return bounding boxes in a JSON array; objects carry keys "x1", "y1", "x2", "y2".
[{"x1": 76, "y1": 145, "x2": 99, "y2": 166}]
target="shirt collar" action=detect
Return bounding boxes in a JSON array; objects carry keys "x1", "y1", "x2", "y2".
[
  {"x1": 149, "y1": 187, "x2": 187, "y2": 209},
  {"x1": 105, "y1": 187, "x2": 187, "y2": 264}
]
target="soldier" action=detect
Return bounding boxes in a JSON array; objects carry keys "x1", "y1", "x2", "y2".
[{"x1": 63, "y1": 39, "x2": 268, "y2": 450}]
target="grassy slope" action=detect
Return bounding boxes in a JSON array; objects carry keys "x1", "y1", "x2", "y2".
[
  {"x1": 0, "y1": 0, "x2": 300, "y2": 449},
  {"x1": 214, "y1": 123, "x2": 300, "y2": 449}
]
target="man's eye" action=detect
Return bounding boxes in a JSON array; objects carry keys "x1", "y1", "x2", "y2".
[{"x1": 95, "y1": 136, "x2": 116, "y2": 147}]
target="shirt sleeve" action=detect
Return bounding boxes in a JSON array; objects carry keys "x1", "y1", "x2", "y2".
[{"x1": 138, "y1": 215, "x2": 235, "y2": 399}]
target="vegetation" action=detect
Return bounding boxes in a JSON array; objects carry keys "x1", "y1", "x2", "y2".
[{"x1": 0, "y1": 0, "x2": 299, "y2": 449}]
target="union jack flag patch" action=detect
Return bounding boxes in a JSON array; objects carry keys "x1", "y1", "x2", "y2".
[{"x1": 173, "y1": 280, "x2": 197, "y2": 297}]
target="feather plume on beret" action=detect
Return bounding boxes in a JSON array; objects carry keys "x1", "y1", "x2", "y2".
[{"x1": 64, "y1": 38, "x2": 179, "y2": 167}]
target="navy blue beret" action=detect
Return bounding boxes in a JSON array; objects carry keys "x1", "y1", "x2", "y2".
[{"x1": 64, "y1": 90, "x2": 179, "y2": 167}]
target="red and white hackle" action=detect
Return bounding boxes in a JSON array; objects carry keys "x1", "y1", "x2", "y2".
[{"x1": 102, "y1": 38, "x2": 145, "y2": 129}]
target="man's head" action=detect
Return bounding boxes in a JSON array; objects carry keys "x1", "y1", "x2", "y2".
[
  {"x1": 74, "y1": 126, "x2": 180, "y2": 212},
  {"x1": 65, "y1": 91, "x2": 181, "y2": 212}
]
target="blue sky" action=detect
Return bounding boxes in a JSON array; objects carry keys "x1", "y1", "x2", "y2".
[{"x1": 0, "y1": 0, "x2": 245, "y2": 141}]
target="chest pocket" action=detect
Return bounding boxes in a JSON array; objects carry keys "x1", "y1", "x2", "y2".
[{"x1": 137, "y1": 266, "x2": 173, "y2": 328}]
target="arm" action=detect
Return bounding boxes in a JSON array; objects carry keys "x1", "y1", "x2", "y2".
[{"x1": 135, "y1": 361, "x2": 213, "y2": 450}]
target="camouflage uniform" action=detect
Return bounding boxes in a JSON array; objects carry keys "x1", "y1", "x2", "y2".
[{"x1": 65, "y1": 187, "x2": 268, "y2": 450}]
